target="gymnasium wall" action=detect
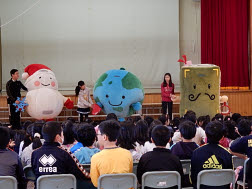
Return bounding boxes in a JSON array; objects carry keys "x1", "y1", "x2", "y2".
[{"x1": 0, "y1": 0, "x2": 182, "y2": 90}]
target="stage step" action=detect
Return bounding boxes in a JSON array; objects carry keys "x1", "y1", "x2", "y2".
[{"x1": 0, "y1": 103, "x2": 180, "y2": 124}]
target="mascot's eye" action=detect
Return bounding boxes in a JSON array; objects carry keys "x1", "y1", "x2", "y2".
[
  {"x1": 193, "y1": 84, "x2": 196, "y2": 89},
  {"x1": 39, "y1": 77, "x2": 41, "y2": 79},
  {"x1": 106, "y1": 94, "x2": 109, "y2": 98},
  {"x1": 208, "y1": 84, "x2": 211, "y2": 89},
  {"x1": 50, "y1": 78, "x2": 52, "y2": 79},
  {"x1": 122, "y1": 96, "x2": 125, "y2": 99}
]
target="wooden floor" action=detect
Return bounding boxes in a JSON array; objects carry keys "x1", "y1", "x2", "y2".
[{"x1": 0, "y1": 90, "x2": 251, "y2": 123}]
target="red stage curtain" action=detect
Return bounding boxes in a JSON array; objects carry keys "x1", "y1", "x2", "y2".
[
  {"x1": 201, "y1": 0, "x2": 249, "y2": 89},
  {"x1": 250, "y1": 0, "x2": 252, "y2": 90}
]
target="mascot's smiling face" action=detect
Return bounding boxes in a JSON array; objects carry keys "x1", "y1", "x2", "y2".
[
  {"x1": 25, "y1": 69, "x2": 58, "y2": 91},
  {"x1": 180, "y1": 64, "x2": 220, "y2": 118},
  {"x1": 93, "y1": 69, "x2": 144, "y2": 118}
]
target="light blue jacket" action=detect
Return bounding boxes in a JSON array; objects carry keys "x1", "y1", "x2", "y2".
[{"x1": 74, "y1": 147, "x2": 100, "y2": 164}]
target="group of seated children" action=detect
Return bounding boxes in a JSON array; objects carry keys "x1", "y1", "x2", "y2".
[{"x1": 0, "y1": 111, "x2": 251, "y2": 189}]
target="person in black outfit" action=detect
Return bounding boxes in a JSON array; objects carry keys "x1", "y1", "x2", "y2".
[
  {"x1": 170, "y1": 121, "x2": 198, "y2": 187},
  {"x1": 137, "y1": 125, "x2": 184, "y2": 189},
  {"x1": 191, "y1": 121, "x2": 233, "y2": 189},
  {"x1": 249, "y1": 159, "x2": 252, "y2": 189},
  {"x1": 6, "y1": 69, "x2": 27, "y2": 130},
  {"x1": 171, "y1": 121, "x2": 198, "y2": 159},
  {"x1": 31, "y1": 121, "x2": 95, "y2": 189},
  {"x1": 230, "y1": 122, "x2": 252, "y2": 186},
  {"x1": 0, "y1": 126, "x2": 27, "y2": 189}
]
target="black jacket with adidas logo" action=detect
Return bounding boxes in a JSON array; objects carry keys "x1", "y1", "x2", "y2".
[{"x1": 190, "y1": 143, "x2": 233, "y2": 189}]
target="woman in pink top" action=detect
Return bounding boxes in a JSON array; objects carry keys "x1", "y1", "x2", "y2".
[{"x1": 161, "y1": 73, "x2": 175, "y2": 121}]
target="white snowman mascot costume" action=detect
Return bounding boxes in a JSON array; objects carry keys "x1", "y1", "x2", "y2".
[{"x1": 22, "y1": 64, "x2": 74, "y2": 120}]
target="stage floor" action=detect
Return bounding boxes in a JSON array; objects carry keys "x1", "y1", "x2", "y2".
[{"x1": 0, "y1": 89, "x2": 252, "y2": 116}]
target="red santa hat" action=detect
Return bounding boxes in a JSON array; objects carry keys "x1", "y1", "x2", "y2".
[{"x1": 22, "y1": 64, "x2": 51, "y2": 80}]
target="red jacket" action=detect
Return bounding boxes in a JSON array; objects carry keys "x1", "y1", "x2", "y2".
[{"x1": 161, "y1": 83, "x2": 174, "y2": 102}]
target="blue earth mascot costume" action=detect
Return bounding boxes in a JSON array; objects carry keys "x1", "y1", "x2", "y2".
[{"x1": 93, "y1": 68, "x2": 144, "y2": 121}]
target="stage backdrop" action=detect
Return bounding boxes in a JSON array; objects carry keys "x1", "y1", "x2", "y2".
[
  {"x1": 201, "y1": 0, "x2": 249, "y2": 89},
  {"x1": 0, "y1": 0, "x2": 179, "y2": 90}
]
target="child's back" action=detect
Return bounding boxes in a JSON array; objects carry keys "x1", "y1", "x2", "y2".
[
  {"x1": 137, "y1": 148, "x2": 184, "y2": 179},
  {"x1": 0, "y1": 149, "x2": 25, "y2": 180},
  {"x1": 171, "y1": 121, "x2": 198, "y2": 159},
  {"x1": 0, "y1": 126, "x2": 27, "y2": 189},
  {"x1": 191, "y1": 121, "x2": 233, "y2": 189},
  {"x1": 90, "y1": 147, "x2": 133, "y2": 186},
  {"x1": 75, "y1": 123, "x2": 99, "y2": 164},
  {"x1": 90, "y1": 120, "x2": 133, "y2": 187},
  {"x1": 171, "y1": 141, "x2": 198, "y2": 159},
  {"x1": 137, "y1": 126, "x2": 184, "y2": 189},
  {"x1": 74, "y1": 147, "x2": 100, "y2": 164}
]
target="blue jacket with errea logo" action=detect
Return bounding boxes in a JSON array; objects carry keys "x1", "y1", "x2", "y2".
[{"x1": 31, "y1": 142, "x2": 89, "y2": 181}]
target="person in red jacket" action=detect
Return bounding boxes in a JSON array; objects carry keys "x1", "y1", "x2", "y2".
[{"x1": 161, "y1": 73, "x2": 175, "y2": 121}]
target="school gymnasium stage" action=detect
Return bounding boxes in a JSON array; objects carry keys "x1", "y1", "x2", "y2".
[{"x1": 0, "y1": 89, "x2": 251, "y2": 124}]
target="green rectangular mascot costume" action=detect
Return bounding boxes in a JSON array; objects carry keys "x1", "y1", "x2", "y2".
[{"x1": 180, "y1": 64, "x2": 220, "y2": 118}]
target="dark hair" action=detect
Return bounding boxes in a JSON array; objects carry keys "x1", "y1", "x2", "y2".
[
  {"x1": 184, "y1": 113, "x2": 197, "y2": 124},
  {"x1": 232, "y1": 113, "x2": 241, "y2": 123},
  {"x1": 33, "y1": 122, "x2": 43, "y2": 135},
  {"x1": 205, "y1": 121, "x2": 224, "y2": 143},
  {"x1": 23, "y1": 120, "x2": 33, "y2": 130},
  {"x1": 12, "y1": 130, "x2": 26, "y2": 153},
  {"x1": 133, "y1": 116, "x2": 142, "y2": 124},
  {"x1": 0, "y1": 126, "x2": 10, "y2": 149},
  {"x1": 75, "y1": 81, "x2": 85, "y2": 96},
  {"x1": 9, "y1": 130, "x2": 16, "y2": 141},
  {"x1": 106, "y1": 113, "x2": 118, "y2": 121},
  {"x1": 67, "y1": 117, "x2": 76, "y2": 123},
  {"x1": 32, "y1": 136, "x2": 42, "y2": 150},
  {"x1": 224, "y1": 116, "x2": 232, "y2": 121},
  {"x1": 179, "y1": 121, "x2": 196, "y2": 140},
  {"x1": 144, "y1": 116, "x2": 154, "y2": 127},
  {"x1": 99, "y1": 120, "x2": 120, "y2": 142},
  {"x1": 197, "y1": 115, "x2": 210, "y2": 130},
  {"x1": 151, "y1": 125, "x2": 171, "y2": 146},
  {"x1": 172, "y1": 117, "x2": 180, "y2": 128},
  {"x1": 42, "y1": 121, "x2": 62, "y2": 142},
  {"x1": 150, "y1": 120, "x2": 163, "y2": 127},
  {"x1": 126, "y1": 117, "x2": 134, "y2": 123},
  {"x1": 77, "y1": 124, "x2": 96, "y2": 147},
  {"x1": 72, "y1": 124, "x2": 80, "y2": 141},
  {"x1": 203, "y1": 115, "x2": 210, "y2": 130},
  {"x1": 224, "y1": 120, "x2": 239, "y2": 140},
  {"x1": 214, "y1": 113, "x2": 223, "y2": 122},
  {"x1": 31, "y1": 123, "x2": 43, "y2": 149},
  {"x1": 163, "y1": 73, "x2": 172, "y2": 87},
  {"x1": 62, "y1": 121, "x2": 76, "y2": 145},
  {"x1": 116, "y1": 121, "x2": 136, "y2": 150},
  {"x1": 148, "y1": 120, "x2": 163, "y2": 142},
  {"x1": 134, "y1": 120, "x2": 149, "y2": 145},
  {"x1": 237, "y1": 119, "x2": 251, "y2": 136},
  {"x1": 22, "y1": 124, "x2": 33, "y2": 150},
  {"x1": 159, "y1": 115, "x2": 168, "y2": 125},
  {"x1": 185, "y1": 110, "x2": 196, "y2": 116},
  {"x1": 197, "y1": 116, "x2": 206, "y2": 125},
  {"x1": 91, "y1": 121, "x2": 99, "y2": 127},
  {"x1": 10, "y1": 69, "x2": 18, "y2": 76}
]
